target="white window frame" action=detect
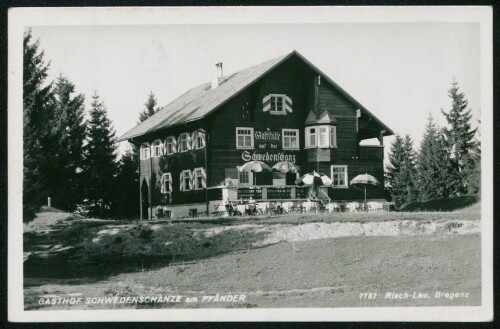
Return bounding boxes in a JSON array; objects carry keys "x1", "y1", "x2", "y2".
[
  {"x1": 179, "y1": 133, "x2": 189, "y2": 152},
  {"x1": 306, "y1": 125, "x2": 337, "y2": 149},
  {"x1": 161, "y1": 172, "x2": 172, "y2": 193},
  {"x1": 236, "y1": 127, "x2": 254, "y2": 149},
  {"x1": 318, "y1": 126, "x2": 329, "y2": 148},
  {"x1": 193, "y1": 167, "x2": 204, "y2": 190},
  {"x1": 165, "y1": 136, "x2": 176, "y2": 155},
  {"x1": 282, "y1": 129, "x2": 299, "y2": 150},
  {"x1": 140, "y1": 143, "x2": 151, "y2": 160},
  {"x1": 330, "y1": 126, "x2": 337, "y2": 148},
  {"x1": 194, "y1": 131, "x2": 205, "y2": 149},
  {"x1": 239, "y1": 171, "x2": 250, "y2": 185},
  {"x1": 269, "y1": 94, "x2": 286, "y2": 115},
  {"x1": 152, "y1": 139, "x2": 163, "y2": 158},
  {"x1": 330, "y1": 165, "x2": 348, "y2": 188},
  {"x1": 306, "y1": 127, "x2": 317, "y2": 148},
  {"x1": 182, "y1": 169, "x2": 192, "y2": 191}
]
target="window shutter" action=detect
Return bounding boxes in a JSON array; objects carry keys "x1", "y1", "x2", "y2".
[
  {"x1": 201, "y1": 132, "x2": 206, "y2": 148},
  {"x1": 172, "y1": 137, "x2": 177, "y2": 153},
  {"x1": 179, "y1": 172, "x2": 184, "y2": 191},
  {"x1": 161, "y1": 175, "x2": 166, "y2": 193},
  {"x1": 159, "y1": 140, "x2": 164, "y2": 156},
  {"x1": 190, "y1": 131, "x2": 197, "y2": 150},
  {"x1": 168, "y1": 174, "x2": 172, "y2": 192},
  {"x1": 186, "y1": 133, "x2": 191, "y2": 151},
  {"x1": 284, "y1": 95, "x2": 293, "y2": 113},
  {"x1": 201, "y1": 168, "x2": 207, "y2": 188},
  {"x1": 262, "y1": 94, "x2": 271, "y2": 112},
  {"x1": 188, "y1": 170, "x2": 194, "y2": 190},
  {"x1": 177, "y1": 135, "x2": 182, "y2": 152},
  {"x1": 163, "y1": 139, "x2": 168, "y2": 155}
]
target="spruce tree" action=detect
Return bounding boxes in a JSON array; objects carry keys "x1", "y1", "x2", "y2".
[
  {"x1": 51, "y1": 76, "x2": 86, "y2": 210},
  {"x1": 23, "y1": 30, "x2": 55, "y2": 221},
  {"x1": 115, "y1": 147, "x2": 140, "y2": 219},
  {"x1": 441, "y1": 80, "x2": 479, "y2": 195},
  {"x1": 138, "y1": 92, "x2": 159, "y2": 123},
  {"x1": 82, "y1": 92, "x2": 118, "y2": 218},
  {"x1": 416, "y1": 115, "x2": 458, "y2": 201},
  {"x1": 386, "y1": 134, "x2": 418, "y2": 208},
  {"x1": 385, "y1": 134, "x2": 404, "y2": 197}
]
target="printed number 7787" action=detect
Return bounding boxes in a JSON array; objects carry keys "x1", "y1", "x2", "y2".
[{"x1": 359, "y1": 293, "x2": 377, "y2": 300}]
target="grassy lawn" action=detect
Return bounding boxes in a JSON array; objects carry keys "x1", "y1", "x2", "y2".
[
  {"x1": 23, "y1": 204, "x2": 481, "y2": 310},
  {"x1": 24, "y1": 233, "x2": 481, "y2": 309}
]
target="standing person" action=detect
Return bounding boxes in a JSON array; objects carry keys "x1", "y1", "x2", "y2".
[{"x1": 248, "y1": 196, "x2": 256, "y2": 215}]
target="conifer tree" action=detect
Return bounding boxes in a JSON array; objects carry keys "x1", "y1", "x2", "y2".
[
  {"x1": 441, "y1": 80, "x2": 479, "y2": 195},
  {"x1": 82, "y1": 92, "x2": 118, "y2": 218},
  {"x1": 386, "y1": 134, "x2": 418, "y2": 208},
  {"x1": 416, "y1": 115, "x2": 458, "y2": 201},
  {"x1": 51, "y1": 76, "x2": 86, "y2": 210},
  {"x1": 115, "y1": 147, "x2": 140, "y2": 219},
  {"x1": 385, "y1": 134, "x2": 404, "y2": 196},
  {"x1": 23, "y1": 30, "x2": 55, "y2": 221},
  {"x1": 138, "y1": 92, "x2": 159, "y2": 123}
]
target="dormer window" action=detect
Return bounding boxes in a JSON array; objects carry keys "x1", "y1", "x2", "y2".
[{"x1": 305, "y1": 126, "x2": 337, "y2": 148}]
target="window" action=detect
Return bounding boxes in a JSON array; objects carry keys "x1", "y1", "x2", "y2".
[
  {"x1": 194, "y1": 131, "x2": 206, "y2": 149},
  {"x1": 282, "y1": 129, "x2": 299, "y2": 150},
  {"x1": 236, "y1": 127, "x2": 254, "y2": 149},
  {"x1": 140, "y1": 143, "x2": 150, "y2": 160},
  {"x1": 331, "y1": 165, "x2": 348, "y2": 187},
  {"x1": 330, "y1": 126, "x2": 337, "y2": 148},
  {"x1": 306, "y1": 127, "x2": 317, "y2": 148},
  {"x1": 179, "y1": 133, "x2": 189, "y2": 152},
  {"x1": 239, "y1": 171, "x2": 249, "y2": 184},
  {"x1": 165, "y1": 136, "x2": 176, "y2": 155},
  {"x1": 306, "y1": 126, "x2": 337, "y2": 148},
  {"x1": 319, "y1": 127, "x2": 329, "y2": 147},
  {"x1": 180, "y1": 169, "x2": 192, "y2": 191},
  {"x1": 194, "y1": 167, "x2": 205, "y2": 190},
  {"x1": 152, "y1": 140, "x2": 163, "y2": 157},
  {"x1": 270, "y1": 95, "x2": 285, "y2": 114},
  {"x1": 263, "y1": 94, "x2": 292, "y2": 115},
  {"x1": 161, "y1": 173, "x2": 172, "y2": 193}
]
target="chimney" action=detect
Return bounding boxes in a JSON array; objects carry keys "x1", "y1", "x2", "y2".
[{"x1": 211, "y1": 62, "x2": 223, "y2": 89}]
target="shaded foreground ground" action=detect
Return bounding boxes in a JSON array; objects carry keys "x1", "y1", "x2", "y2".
[{"x1": 24, "y1": 205, "x2": 481, "y2": 310}]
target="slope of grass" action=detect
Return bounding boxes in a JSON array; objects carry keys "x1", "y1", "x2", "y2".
[{"x1": 24, "y1": 233, "x2": 481, "y2": 310}]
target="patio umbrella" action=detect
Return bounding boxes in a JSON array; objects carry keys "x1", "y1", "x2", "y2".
[
  {"x1": 237, "y1": 160, "x2": 272, "y2": 173},
  {"x1": 296, "y1": 171, "x2": 332, "y2": 186},
  {"x1": 350, "y1": 173, "x2": 380, "y2": 202},
  {"x1": 237, "y1": 161, "x2": 272, "y2": 185},
  {"x1": 272, "y1": 161, "x2": 300, "y2": 174}
]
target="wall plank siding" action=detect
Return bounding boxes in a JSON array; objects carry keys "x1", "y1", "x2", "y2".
[{"x1": 136, "y1": 56, "x2": 388, "y2": 218}]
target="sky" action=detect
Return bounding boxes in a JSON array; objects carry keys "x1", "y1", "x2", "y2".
[{"x1": 29, "y1": 22, "x2": 481, "y2": 156}]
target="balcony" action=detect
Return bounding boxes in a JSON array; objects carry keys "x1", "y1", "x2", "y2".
[{"x1": 359, "y1": 145, "x2": 384, "y2": 160}]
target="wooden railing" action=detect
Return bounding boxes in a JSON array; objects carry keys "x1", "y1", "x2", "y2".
[
  {"x1": 359, "y1": 145, "x2": 384, "y2": 159},
  {"x1": 236, "y1": 186, "x2": 309, "y2": 201}
]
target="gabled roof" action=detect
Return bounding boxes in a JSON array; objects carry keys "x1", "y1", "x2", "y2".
[{"x1": 118, "y1": 50, "x2": 393, "y2": 142}]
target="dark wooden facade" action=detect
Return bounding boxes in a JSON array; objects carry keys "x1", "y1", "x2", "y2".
[{"x1": 124, "y1": 52, "x2": 392, "y2": 219}]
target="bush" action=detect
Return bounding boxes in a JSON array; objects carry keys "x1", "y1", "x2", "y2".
[{"x1": 400, "y1": 195, "x2": 479, "y2": 212}]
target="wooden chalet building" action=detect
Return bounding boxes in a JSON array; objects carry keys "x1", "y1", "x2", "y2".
[{"x1": 118, "y1": 51, "x2": 393, "y2": 220}]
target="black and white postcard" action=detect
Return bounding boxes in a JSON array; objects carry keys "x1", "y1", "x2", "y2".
[{"x1": 8, "y1": 6, "x2": 493, "y2": 322}]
